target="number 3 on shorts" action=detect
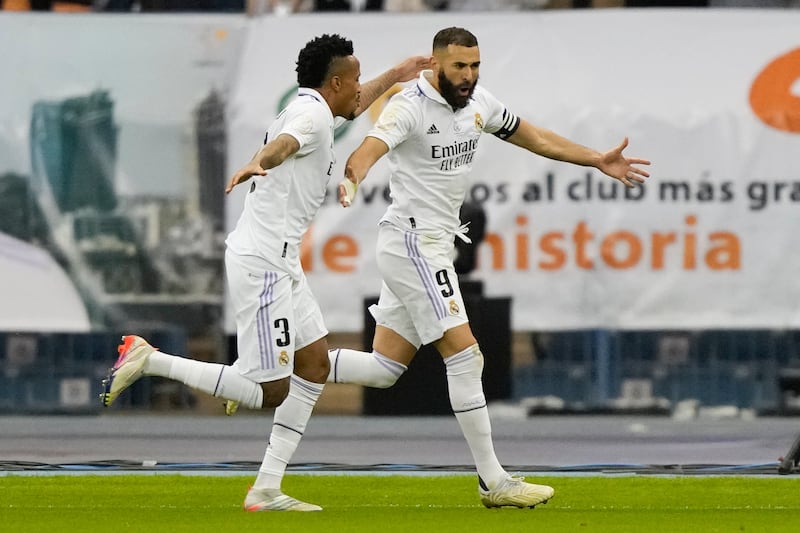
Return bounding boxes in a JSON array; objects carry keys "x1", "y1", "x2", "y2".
[{"x1": 274, "y1": 317, "x2": 291, "y2": 347}]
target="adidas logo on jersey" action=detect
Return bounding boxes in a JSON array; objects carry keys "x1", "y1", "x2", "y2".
[{"x1": 426, "y1": 124, "x2": 440, "y2": 134}]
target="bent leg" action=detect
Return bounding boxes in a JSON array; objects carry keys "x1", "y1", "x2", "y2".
[
  {"x1": 328, "y1": 326, "x2": 414, "y2": 387},
  {"x1": 105, "y1": 335, "x2": 267, "y2": 409}
]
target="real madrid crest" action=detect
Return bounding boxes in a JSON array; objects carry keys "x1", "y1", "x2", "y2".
[
  {"x1": 449, "y1": 300, "x2": 460, "y2": 315},
  {"x1": 474, "y1": 113, "x2": 484, "y2": 131},
  {"x1": 279, "y1": 351, "x2": 290, "y2": 366}
]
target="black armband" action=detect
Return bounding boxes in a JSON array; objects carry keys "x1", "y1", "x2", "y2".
[{"x1": 492, "y1": 108, "x2": 521, "y2": 140}]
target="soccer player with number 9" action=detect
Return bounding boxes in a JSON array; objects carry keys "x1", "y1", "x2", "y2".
[{"x1": 333, "y1": 26, "x2": 650, "y2": 508}]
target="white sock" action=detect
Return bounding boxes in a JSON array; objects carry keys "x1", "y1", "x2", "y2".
[
  {"x1": 328, "y1": 348, "x2": 407, "y2": 388},
  {"x1": 253, "y1": 375, "x2": 324, "y2": 490},
  {"x1": 144, "y1": 351, "x2": 263, "y2": 409},
  {"x1": 444, "y1": 344, "x2": 507, "y2": 490}
]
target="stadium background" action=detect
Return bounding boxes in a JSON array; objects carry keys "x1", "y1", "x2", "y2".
[{"x1": 1, "y1": 4, "x2": 799, "y2": 448}]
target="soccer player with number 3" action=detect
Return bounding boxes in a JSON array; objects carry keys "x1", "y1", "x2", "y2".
[{"x1": 100, "y1": 34, "x2": 429, "y2": 511}]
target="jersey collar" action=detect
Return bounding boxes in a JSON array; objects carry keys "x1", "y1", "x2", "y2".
[
  {"x1": 417, "y1": 70, "x2": 450, "y2": 107},
  {"x1": 297, "y1": 87, "x2": 334, "y2": 120}
]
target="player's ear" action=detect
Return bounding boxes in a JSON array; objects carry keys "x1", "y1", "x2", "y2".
[
  {"x1": 429, "y1": 54, "x2": 441, "y2": 73},
  {"x1": 330, "y1": 75, "x2": 342, "y2": 92}
]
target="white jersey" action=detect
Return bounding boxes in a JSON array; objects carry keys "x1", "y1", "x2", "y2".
[
  {"x1": 367, "y1": 70, "x2": 520, "y2": 235},
  {"x1": 226, "y1": 88, "x2": 343, "y2": 279}
]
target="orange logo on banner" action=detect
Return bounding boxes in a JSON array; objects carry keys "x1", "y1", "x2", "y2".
[{"x1": 749, "y1": 47, "x2": 800, "y2": 133}]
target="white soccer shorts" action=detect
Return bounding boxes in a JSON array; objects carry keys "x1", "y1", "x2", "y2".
[
  {"x1": 369, "y1": 222, "x2": 469, "y2": 348},
  {"x1": 225, "y1": 250, "x2": 328, "y2": 383}
]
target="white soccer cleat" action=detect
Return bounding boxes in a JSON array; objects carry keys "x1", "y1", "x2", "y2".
[
  {"x1": 243, "y1": 487, "x2": 322, "y2": 512},
  {"x1": 100, "y1": 335, "x2": 155, "y2": 407},
  {"x1": 478, "y1": 476, "x2": 555, "y2": 509}
]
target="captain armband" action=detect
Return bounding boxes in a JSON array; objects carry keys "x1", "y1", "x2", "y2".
[{"x1": 491, "y1": 109, "x2": 521, "y2": 140}]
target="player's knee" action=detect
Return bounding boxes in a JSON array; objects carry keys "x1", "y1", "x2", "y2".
[
  {"x1": 471, "y1": 346, "x2": 485, "y2": 374},
  {"x1": 294, "y1": 355, "x2": 330, "y2": 384},
  {"x1": 445, "y1": 344, "x2": 484, "y2": 377},
  {"x1": 260, "y1": 378, "x2": 290, "y2": 408},
  {"x1": 373, "y1": 367, "x2": 405, "y2": 389},
  {"x1": 307, "y1": 359, "x2": 331, "y2": 384},
  {"x1": 370, "y1": 350, "x2": 408, "y2": 388}
]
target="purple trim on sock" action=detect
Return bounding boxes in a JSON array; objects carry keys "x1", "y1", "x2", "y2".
[
  {"x1": 290, "y1": 374, "x2": 324, "y2": 395},
  {"x1": 372, "y1": 351, "x2": 407, "y2": 377}
]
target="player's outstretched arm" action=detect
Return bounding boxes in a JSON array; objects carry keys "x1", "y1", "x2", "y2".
[
  {"x1": 506, "y1": 119, "x2": 650, "y2": 188},
  {"x1": 355, "y1": 56, "x2": 431, "y2": 118},
  {"x1": 339, "y1": 136, "x2": 389, "y2": 207},
  {"x1": 225, "y1": 134, "x2": 300, "y2": 194}
]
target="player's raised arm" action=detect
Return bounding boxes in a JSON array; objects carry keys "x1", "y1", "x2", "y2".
[
  {"x1": 505, "y1": 119, "x2": 650, "y2": 188},
  {"x1": 339, "y1": 136, "x2": 389, "y2": 207},
  {"x1": 354, "y1": 55, "x2": 431, "y2": 118},
  {"x1": 225, "y1": 134, "x2": 301, "y2": 194}
]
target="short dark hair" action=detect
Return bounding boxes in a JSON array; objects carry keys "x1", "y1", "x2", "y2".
[
  {"x1": 432, "y1": 27, "x2": 478, "y2": 51},
  {"x1": 296, "y1": 34, "x2": 354, "y2": 88}
]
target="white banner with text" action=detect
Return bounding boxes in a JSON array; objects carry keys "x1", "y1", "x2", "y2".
[{"x1": 227, "y1": 10, "x2": 800, "y2": 332}]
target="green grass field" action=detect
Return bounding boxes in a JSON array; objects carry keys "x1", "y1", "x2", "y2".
[{"x1": 2, "y1": 474, "x2": 799, "y2": 532}]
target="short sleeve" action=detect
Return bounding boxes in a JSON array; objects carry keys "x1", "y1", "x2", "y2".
[
  {"x1": 366, "y1": 95, "x2": 419, "y2": 150},
  {"x1": 478, "y1": 87, "x2": 521, "y2": 140},
  {"x1": 280, "y1": 105, "x2": 327, "y2": 156}
]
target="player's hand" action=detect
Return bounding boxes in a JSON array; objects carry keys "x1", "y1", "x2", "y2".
[
  {"x1": 599, "y1": 137, "x2": 651, "y2": 188},
  {"x1": 225, "y1": 164, "x2": 267, "y2": 194},
  {"x1": 338, "y1": 176, "x2": 358, "y2": 208},
  {"x1": 393, "y1": 55, "x2": 432, "y2": 83}
]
